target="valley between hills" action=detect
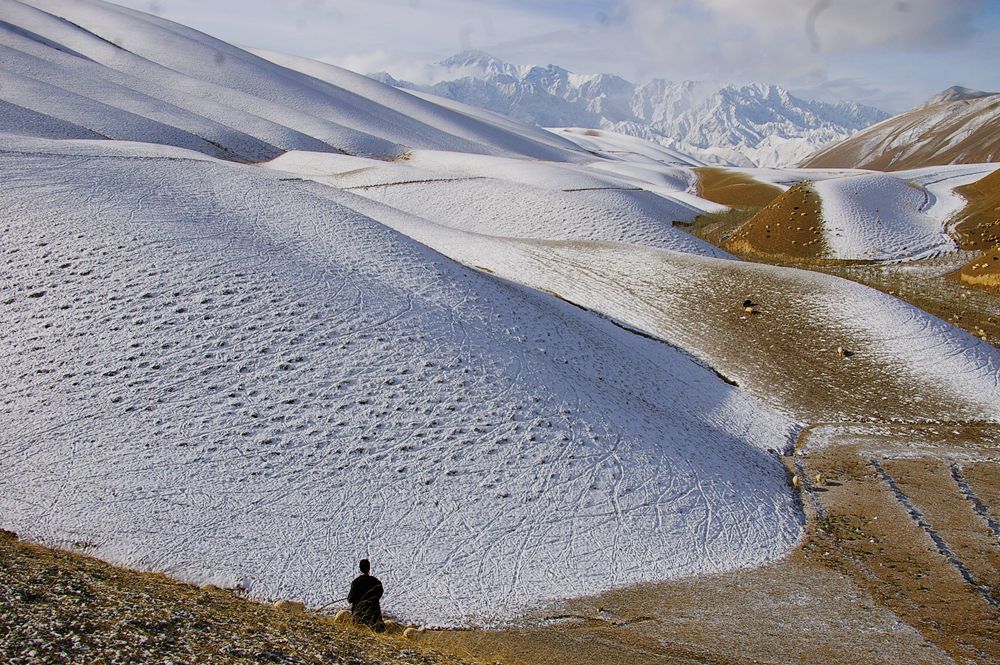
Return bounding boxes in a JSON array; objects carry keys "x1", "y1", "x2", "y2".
[{"x1": 1, "y1": 2, "x2": 999, "y2": 664}]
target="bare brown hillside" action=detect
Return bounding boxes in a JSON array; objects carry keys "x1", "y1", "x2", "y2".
[
  {"x1": 723, "y1": 181, "x2": 828, "y2": 261},
  {"x1": 951, "y1": 168, "x2": 1000, "y2": 290},
  {"x1": 802, "y1": 90, "x2": 1000, "y2": 171}
]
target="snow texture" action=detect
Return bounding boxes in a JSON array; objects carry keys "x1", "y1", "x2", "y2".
[
  {"x1": 266, "y1": 150, "x2": 729, "y2": 257},
  {"x1": 814, "y1": 164, "x2": 999, "y2": 261},
  {"x1": 0, "y1": 135, "x2": 800, "y2": 626}
]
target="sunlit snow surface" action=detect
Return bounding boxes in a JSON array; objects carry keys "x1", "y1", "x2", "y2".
[
  {"x1": 813, "y1": 165, "x2": 999, "y2": 260},
  {"x1": 0, "y1": 136, "x2": 800, "y2": 625},
  {"x1": 267, "y1": 150, "x2": 729, "y2": 257}
]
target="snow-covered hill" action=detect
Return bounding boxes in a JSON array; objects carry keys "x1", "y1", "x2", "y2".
[
  {"x1": 370, "y1": 50, "x2": 888, "y2": 168},
  {"x1": 3, "y1": 0, "x2": 1000, "y2": 632},
  {"x1": 811, "y1": 164, "x2": 998, "y2": 260},
  {"x1": 0, "y1": 0, "x2": 797, "y2": 627},
  {"x1": 0, "y1": 1, "x2": 582, "y2": 163},
  {"x1": 0, "y1": 132, "x2": 803, "y2": 626},
  {"x1": 723, "y1": 163, "x2": 1000, "y2": 261},
  {"x1": 801, "y1": 86, "x2": 1000, "y2": 170}
]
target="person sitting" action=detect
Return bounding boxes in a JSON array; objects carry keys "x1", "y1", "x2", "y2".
[{"x1": 347, "y1": 558, "x2": 385, "y2": 632}]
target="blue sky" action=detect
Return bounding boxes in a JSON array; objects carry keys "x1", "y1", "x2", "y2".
[{"x1": 116, "y1": 0, "x2": 1000, "y2": 112}]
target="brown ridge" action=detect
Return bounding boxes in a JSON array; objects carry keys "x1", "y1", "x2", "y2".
[
  {"x1": 693, "y1": 167, "x2": 782, "y2": 208},
  {"x1": 723, "y1": 181, "x2": 829, "y2": 261},
  {"x1": 802, "y1": 95, "x2": 1000, "y2": 171},
  {"x1": 950, "y1": 169, "x2": 1000, "y2": 291}
]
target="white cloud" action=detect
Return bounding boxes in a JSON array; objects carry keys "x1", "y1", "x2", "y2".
[
  {"x1": 110, "y1": 0, "x2": 999, "y2": 111},
  {"x1": 620, "y1": 0, "x2": 983, "y2": 82}
]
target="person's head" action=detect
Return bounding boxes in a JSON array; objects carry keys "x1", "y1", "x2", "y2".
[{"x1": 359, "y1": 559, "x2": 370, "y2": 574}]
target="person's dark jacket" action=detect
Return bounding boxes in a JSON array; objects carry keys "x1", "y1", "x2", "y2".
[{"x1": 348, "y1": 573, "x2": 384, "y2": 631}]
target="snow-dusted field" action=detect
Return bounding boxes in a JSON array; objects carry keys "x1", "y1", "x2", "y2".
[
  {"x1": 0, "y1": 135, "x2": 800, "y2": 625},
  {"x1": 266, "y1": 150, "x2": 728, "y2": 256},
  {"x1": 3, "y1": 0, "x2": 999, "y2": 632}
]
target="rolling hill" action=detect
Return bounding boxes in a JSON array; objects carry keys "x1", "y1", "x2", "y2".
[
  {"x1": 2, "y1": 0, "x2": 999, "y2": 640},
  {"x1": 0, "y1": 0, "x2": 582, "y2": 162}
]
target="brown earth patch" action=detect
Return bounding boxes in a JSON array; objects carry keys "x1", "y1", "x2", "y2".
[
  {"x1": 693, "y1": 167, "x2": 783, "y2": 208},
  {"x1": 883, "y1": 459, "x2": 1000, "y2": 604},
  {"x1": 949, "y1": 169, "x2": 1000, "y2": 291},
  {"x1": 790, "y1": 424, "x2": 1000, "y2": 664},
  {"x1": 963, "y1": 462, "x2": 1000, "y2": 513},
  {"x1": 424, "y1": 551, "x2": 953, "y2": 665},
  {"x1": 723, "y1": 181, "x2": 829, "y2": 261}
]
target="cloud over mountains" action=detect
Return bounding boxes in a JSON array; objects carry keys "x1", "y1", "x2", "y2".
[{"x1": 621, "y1": 0, "x2": 983, "y2": 81}]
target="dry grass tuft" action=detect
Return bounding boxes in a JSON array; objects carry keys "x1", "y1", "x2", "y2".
[{"x1": 0, "y1": 536, "x2": 468, "y2": 665}]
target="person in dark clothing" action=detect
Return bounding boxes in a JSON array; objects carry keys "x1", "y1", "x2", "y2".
[{"x1": 348, "y1": 559, "x2": 385, "y2": 632}]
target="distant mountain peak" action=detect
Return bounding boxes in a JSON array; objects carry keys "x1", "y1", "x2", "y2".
[
  {"x1": 927, "y1": 85, "x2": 994, "y2": 106},
  {"x1": 374, "y1": 54, "x2": 888, "y2": 168}
]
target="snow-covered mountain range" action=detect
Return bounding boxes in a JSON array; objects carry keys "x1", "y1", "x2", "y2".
[{"x1": 370, "y1": 51, "x2": 889, "y2": 168}]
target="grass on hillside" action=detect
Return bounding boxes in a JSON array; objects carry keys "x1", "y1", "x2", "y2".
[
  {"x1": 723, "y1": 181, "x2": 829, "y2": 261},
  {"x1": 950, "y1": 169, "x2": 1000, "y2": 290}
]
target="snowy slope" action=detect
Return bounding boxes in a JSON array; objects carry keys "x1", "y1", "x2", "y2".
[
  {"x1": 812, "y1": 164, "x2": 999, "y2": 261},
  {"x1": 266, "y1": 157, "x2": 1000, "y2": 426},
  {"x1": 371, "y1": 51, "x2": 888, "y2": 168},
  {"x1": 802, "y1": 87, "x2": 1000, "y2": 171},
  {"x1": 0, "y1": 135, "x2": 800, "y2": 626},
  {"x1": 719, "y1": 162, "x2": 999, "y2": 261},
  {"x1": 551, "y1": 127, "x2": 703, "y2": 169},
  {"x1": 0, "y1": 0, "x2": 584, "y2": 162},
  {"x1": 265, "y1": 149, "x2": 728, "y2": 257},
  {"x1": 248, "y1": 47, "x2": 581, "y2": 163},
  {"x1": 4, "y1": 0, "x2": 999, "y2": 635}
]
